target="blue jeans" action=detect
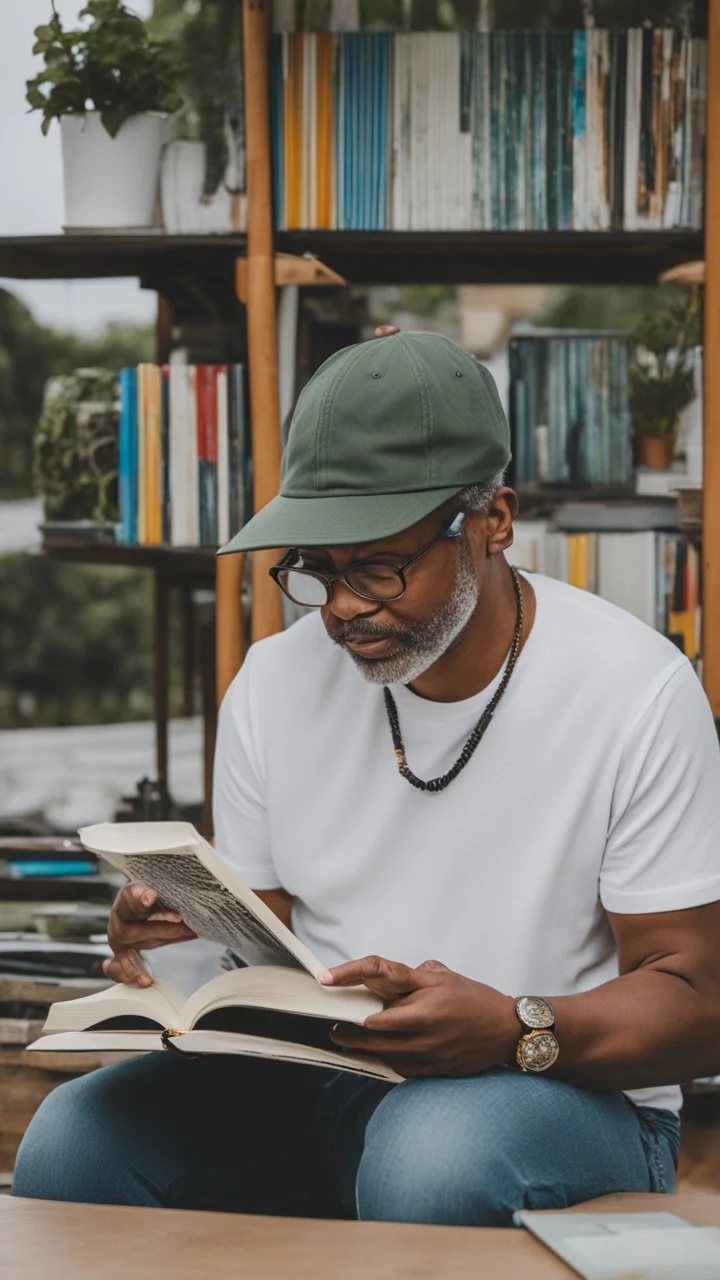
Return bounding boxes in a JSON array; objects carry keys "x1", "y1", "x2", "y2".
[{"x1": 12, "y1": 1054, "x2": 680, "y2": 1226}]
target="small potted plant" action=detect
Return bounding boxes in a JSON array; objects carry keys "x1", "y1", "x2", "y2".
[
  {"x1": 628, "y1": 294, "x2": 701, "y2": 470},
  {"x1": 26, "y1": 0, "x2": 182, "y2": 229},
  {"x1": 35, "y1": 368, "x2": 120, "y2": 535}
]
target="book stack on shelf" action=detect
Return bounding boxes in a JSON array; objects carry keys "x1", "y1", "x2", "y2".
[
  {"x1": 509, "y1": 330, "x2": 633, "y2": 487},
  {"x1": 270, "y1": 27, "x2": 706, "y2": 231},
  {"x1": 512, "y1": 520, "x2": 699, "y2": 661},
  {"x1": 118, "y1": 363, "x2": 251, "y2": 550}
]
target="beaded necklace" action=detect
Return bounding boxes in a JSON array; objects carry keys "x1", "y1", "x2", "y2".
[{"x1": 383, "y1": 566, "x2": 524, "y2": 793}]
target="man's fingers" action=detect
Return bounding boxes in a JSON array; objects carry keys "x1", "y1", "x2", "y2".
[
  {"x1": 320, "y1": 955, "x2": 428, "y2": 997},
  {"x1": 102, "y1": 952, "x2": 152, "y2": 988},
  {"x1": 374, "y1": 324, "x2": 401, "y2": 337},
  {"x1": 108, "y1": 920, "x2": 197, "y2": 949},
  {"x1": 113, "y1": 883, "x2": 160, "y2": 924}
]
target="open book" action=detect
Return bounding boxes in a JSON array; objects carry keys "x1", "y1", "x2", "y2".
[{"x1": 28, "y1": 822, "x2": 401, "y2": 1084}]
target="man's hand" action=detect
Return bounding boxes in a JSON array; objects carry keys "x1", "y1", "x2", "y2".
[
  {"x1": 104, "y1": 883, "x2": 197, "y2": 988},
  {"x1": 320, "y1": 956, "x2": 518, "y2": 1077}
]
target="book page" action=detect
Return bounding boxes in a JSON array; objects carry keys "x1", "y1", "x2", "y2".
[
  {"x1": 174, "y1": 1030, "x2": 403, "y2": 1084},
  {"x1": 181, "y1": 966, "x2": 383, "y2": 1030},
  {"x1": 28, "y1": 1031, "x2": 162, "y2": 1055},
  {"x1": 79, "y1": 823, "x2": 323, "y2": 975},
  {"x1": 43, "y1": 979, "x2": 184, "y2": 1034}
]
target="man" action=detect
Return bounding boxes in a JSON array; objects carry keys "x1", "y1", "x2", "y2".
[{"x1": 14, "y1": 332, "x2": 720, "y2": 1224}]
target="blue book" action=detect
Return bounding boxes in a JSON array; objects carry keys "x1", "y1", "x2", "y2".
[
  {"x1": 572, "y1": 31, "x2": 586, "y2": 229},
  {"x1": 118, "y1": 367, "x2": 137, "y2": 544},
  {"x1": 530, "y1": 31, "x2": 547, "y2": 230},
  {"x1": 505, "y1": 32, "x2": 519, "y2": 231},
  {"x1": 7, "y1": 860, "x2": 96, "y2": 878}
]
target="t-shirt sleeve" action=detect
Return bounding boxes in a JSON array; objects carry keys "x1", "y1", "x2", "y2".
[
  {"x1": 600, "y1": 659, "x2": 720, "y2": 914},
  {"x1": 211, "y1": 648, "x2": 282, "y2": 891}
]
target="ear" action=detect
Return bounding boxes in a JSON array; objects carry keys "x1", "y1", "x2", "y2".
[{"x1": 485, "y1": 488, "x2": 518, "y2": 557}]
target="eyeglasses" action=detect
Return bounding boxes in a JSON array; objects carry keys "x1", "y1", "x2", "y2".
[{"x1": 269, "y1": 510, "x2": 466, "y2": 608}]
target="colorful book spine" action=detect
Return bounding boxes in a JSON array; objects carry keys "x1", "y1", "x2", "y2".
[{"x1": 270, "y1": 28, "x2": 705, "y2": 232}]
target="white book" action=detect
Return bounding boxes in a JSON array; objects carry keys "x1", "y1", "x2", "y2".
[
  {"x1": 585, "y1": 27, "x2": 598, "y2": 229},
  {"x1": 623, "y1": 29, "x2": 641, "y2": 231},
  {"x1": 517, "y1": 1210, "x2": 720, "y2": 1280},
  {"x1": 591, "y1": 31, "x2": 607, "y2": 231},
  {"x1": 29, "y1": 822, "x2": 401, "y2": 1084},
  {"x1": 185, "y1": 365, "x2": 199, "y2": 547},
  {"x1": 597, "y1": 532, "x2": 657, "y2": 629},
  {"x1": 216, "y1": 368, "x2": 230, "y2": 547},
  {"x1": 410, "y1": 35, "x2": 430, "y2": 229}
]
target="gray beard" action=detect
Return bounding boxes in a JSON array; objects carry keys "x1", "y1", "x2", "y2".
[{"x1": 331, "y1": 543, "x2": 480, "y2": 685}]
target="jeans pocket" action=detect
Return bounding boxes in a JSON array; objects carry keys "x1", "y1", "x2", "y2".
[{"x1": 635, "y1": 1105, "x2": 682, "y2": 1193}]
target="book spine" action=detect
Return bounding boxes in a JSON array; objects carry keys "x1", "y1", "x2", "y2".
[
  {"x1": 216, "y1": 365, "x2": 230, "y2": 547},
  {"x1": 572, "y1": 31, "x2": 586, "y2": 230},
  {"x1": 160, "y1": 365, "x2": 170, "y2": 545},
  {"x1": 118, "y1": 368, "x2": 134, "y2": 545}
]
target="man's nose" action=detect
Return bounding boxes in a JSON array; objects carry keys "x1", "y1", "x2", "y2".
[{"x1": 324, "y1": 579, "x2": 381, "y2": 622}]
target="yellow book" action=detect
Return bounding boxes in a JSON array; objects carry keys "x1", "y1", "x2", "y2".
[
  {"x1": 145, "y1": 365, "x2": 162, "y2": 545},
  {"x1": 568, "y1": 535, "x2": 590, "y2": 590},
  {"x1": 316, "y1": 34, "x2": 334, "y2": 229},
  {"x1": 284, "y1": 34, "x2": 304, "y2": 229}
]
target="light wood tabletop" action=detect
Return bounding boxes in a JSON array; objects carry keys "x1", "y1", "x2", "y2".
[{"x1": 2, "y1": 1193, "x2": 720, "y2": 1279}]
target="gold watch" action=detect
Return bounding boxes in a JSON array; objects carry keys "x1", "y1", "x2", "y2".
[{"x1": 514, "y1": 996, "x2": 559, "y2": 1073}]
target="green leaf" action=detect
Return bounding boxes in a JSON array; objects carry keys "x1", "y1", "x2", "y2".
[
  {"x1": 100, "y1": 108, "x2": 127, "y2": 138},
  {"x1": 33, "y1": 24, "x2": 55, "y2": 41}
]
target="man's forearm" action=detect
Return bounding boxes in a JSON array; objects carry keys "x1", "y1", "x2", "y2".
[{"x1": 547, "y1": 969, "x2": 720, "y2": 1090}]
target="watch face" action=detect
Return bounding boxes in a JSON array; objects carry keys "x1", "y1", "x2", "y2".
[
  {"x1": 516, "y1": 996, "x2": 555, "y2": 1029},
  {"x1": 519, "y1": 1031, "x2": 560, "y2": 1073}
]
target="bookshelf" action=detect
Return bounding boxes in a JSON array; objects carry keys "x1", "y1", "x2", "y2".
[
  {"x1": 1, "y1": 0, "x2": 718, "y2": 782},
  {"x1": 0, "y1": 230, "x2": 703, "y2": 290}
]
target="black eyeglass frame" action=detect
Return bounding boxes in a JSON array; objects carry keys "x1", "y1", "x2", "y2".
[{"x1": 269, "y1": 509, "x2": 466, "y2": 608}]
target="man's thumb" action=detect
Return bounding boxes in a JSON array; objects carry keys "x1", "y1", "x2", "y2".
[{"x1": 417, "y1": 958, "x2": 450, "y2": 973}]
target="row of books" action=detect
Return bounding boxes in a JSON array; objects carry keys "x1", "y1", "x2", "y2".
[
  {"x1": 270, "y1": 29, "x2": 705, "y2": 232},
  {"x1": 513, "y1": 523, "x2": 699, "y2": 659},
  {"x1": 508, "y1": 332, "x2": 633, "y2": 488},
  {"x1": 118, "y1": 363, "x2": 250, "y2": 548}
]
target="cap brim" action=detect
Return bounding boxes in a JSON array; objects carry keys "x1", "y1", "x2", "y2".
[{"x1": 218, "y1": 488, "x2": 462, "y2": 554}]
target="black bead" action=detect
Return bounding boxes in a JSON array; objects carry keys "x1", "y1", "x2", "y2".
[{"x1": 383, "y1": 566, "x2": 524, "y2": 793}]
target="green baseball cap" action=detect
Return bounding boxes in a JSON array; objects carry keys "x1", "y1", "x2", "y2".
[{"x1": 219, "y1": 331, "x2": 511, "y2": 554}]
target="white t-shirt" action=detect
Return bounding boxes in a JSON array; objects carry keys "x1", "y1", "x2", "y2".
[{"x1": 213, "y1": 573, "x2": 720, "y2": 1113}]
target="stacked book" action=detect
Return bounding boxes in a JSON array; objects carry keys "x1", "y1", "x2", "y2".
[
  {"x1": 270, "y1": 29, "x2": 706, "y2": 231},
  {"x1": 118, "y1": 363, "x2": 250, "y2": 549},
  {"x1": 508, "y1": 331, "x2": 633, "y2": 488},
  {"x1": 513, "y1": 521, "x2": 700, "y2": 660}
]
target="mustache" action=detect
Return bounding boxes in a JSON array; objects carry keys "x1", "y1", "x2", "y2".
[{"x1": 329, "y1": 617, "x2": 415, "y2": 649}]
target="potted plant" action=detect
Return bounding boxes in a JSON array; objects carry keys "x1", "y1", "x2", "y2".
[
  {"x1": 26, "y1": 0, "x2": 183, "y2": 229},
  {"x1": 35, "y1": 369, "x2": 120, "y2": 532},
  {"x1": 628, "y1": 294, "x2": 701, "y2": 470}
]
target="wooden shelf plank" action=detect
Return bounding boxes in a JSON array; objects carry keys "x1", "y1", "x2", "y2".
[
  {"x1": 0, "y1": 230, "x2": 703, "y2": 288},
  {"x1": 41, "y1": 539, "x2": 216, "y2": 578}
]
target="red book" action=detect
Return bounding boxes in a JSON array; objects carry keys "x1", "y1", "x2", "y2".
[{"x1": 206, "y1": 365, "x2": 219, "y2": 465}]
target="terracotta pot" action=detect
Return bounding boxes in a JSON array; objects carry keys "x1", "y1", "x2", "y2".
[{"x1": 635, "y1": 434, "x2": 677, "y2": 470}]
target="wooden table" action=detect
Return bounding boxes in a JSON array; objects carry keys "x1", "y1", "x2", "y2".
[{"x1": 2, "y1": 1193, "x2": 720, "y2": 1279}]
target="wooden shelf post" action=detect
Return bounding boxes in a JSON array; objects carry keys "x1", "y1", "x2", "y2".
[
  {"x1": 241, "y1": 0, "x2": 285, "y2": 648},
  {"x1": 703, "y1": 0, "x2": 720, "y2": 717}
]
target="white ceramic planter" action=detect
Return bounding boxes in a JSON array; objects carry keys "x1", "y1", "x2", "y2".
[
  {"x1": 160, "y1": 139, "x2": 237, "y2": 233},
  {"x1": 60, "y1": 111, "x2": 171, "y2": 229}
]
